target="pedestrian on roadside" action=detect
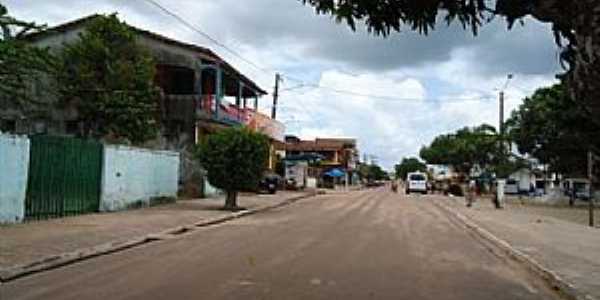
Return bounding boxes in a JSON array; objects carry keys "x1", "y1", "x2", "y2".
[
  {"x1": 466, "y1": 179, "x2": 476, "y2": 207},
  {"x1": 569, "y1": 187, "x2": 575, "y2": 207},
  {"x1": 492, "y1": 181, "x2": 502, "y2": 209},
  {"x1": 391, "y1": 180, "x2": 398, "y2": 193},
  {"x1": 529, "y1": 183, "x2": 535, "y2": 197}
]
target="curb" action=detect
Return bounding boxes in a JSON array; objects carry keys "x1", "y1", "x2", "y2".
[
  {"x1": 0, "y1": 192, "x2": 316, "y2": 284},
  {"x1": 433, "y1": 200, "x2": 596, "y2": 300}
]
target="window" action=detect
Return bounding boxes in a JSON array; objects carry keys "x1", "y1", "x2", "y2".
[
  {"x1": 0, "y1": 119, "x2": 16, "y2": 133},
  {"x1": 164, "y1": 120, "x2": 185, "y2": 138},
  {"x1": 155, "y1": 65, "x2": 195, "y2": 95},
  {"x1": 409, "y1": 174, "x2": 426, "y2": 181},
  {"x1": 65, "y1": 120, "x2": 80, "y2": 135},
  {"x1": 32, "y1": 121, "x2": 47, "y2": 134}
]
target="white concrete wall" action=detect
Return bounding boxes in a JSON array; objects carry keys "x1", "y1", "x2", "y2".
[
  {"x1": 101, "y1": 145, "x2": 180, "y2": 212},
  {"x1": 203, "y1": 178, "x2": 223, "y2": 198},
  {"x1": 306, "y1": 177, "x2": 318, "y2": 189},
  {"x1": 0, "y1": 134, "x2": 30, "y2": 223},
  {"x1": 509, "y1": 169, "x2": 534, "y2": 192}
]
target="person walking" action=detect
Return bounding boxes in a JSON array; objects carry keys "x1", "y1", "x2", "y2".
[{"x1": 466, "y1": 179, "x2": 476, "y2": 207}]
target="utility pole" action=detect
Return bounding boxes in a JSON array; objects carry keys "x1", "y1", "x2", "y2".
[
  {"x1": 495, "y1": 74, "x2": 512, "y2": 210},
  {"x1": 499, "y1": 91, "x2": 505, "y2": 139},
  {"x1": 498, "y1": 74, "x2": 513, "y2": 149},
  {"x1": 271, "y1": 73, "x2": 282, "y2": 120},
  {"x1": 588, "y1": 150, "x2": 595, "y2": 227}
]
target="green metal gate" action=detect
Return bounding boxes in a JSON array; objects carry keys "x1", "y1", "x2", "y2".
[{"x1": 25, "y1": 136, "x2": 103, "y2": 220}]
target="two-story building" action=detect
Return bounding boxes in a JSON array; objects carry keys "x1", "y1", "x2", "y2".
[
  {"x1": 0, "y1": 14, "x2": 284, "y2": 196},
  {"x1": 281, "y1": 135, "x2": 359, "y2": 187}
]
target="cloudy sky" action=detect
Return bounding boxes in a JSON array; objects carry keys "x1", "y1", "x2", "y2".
[{"x1": 5, "y1": 0, "x2": 562, "y2": 169}]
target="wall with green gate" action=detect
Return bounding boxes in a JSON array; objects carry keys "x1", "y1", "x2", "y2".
[
  {"x1": 1, "y1": 135, "x2": 180, "y2": 223},
  {"x1": 25, "y1": 136, "x2": 103, "y2": 220}
]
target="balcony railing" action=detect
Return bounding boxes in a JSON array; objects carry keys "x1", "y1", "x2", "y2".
[
  {"x1": 161, "y1": 94, "x2": 246, "y2": 126},
  {"x1": 161, "y1": 95, "x2": 285, "y2": 141}
]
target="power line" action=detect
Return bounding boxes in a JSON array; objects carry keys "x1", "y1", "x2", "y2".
[
  {"x1": 281, "y1": 86, "x2": 496, "y2": 103},
  {"x1": 143, "y1": 0, "x2": 274, "y2": 74},
  {"x1": 280, "y1": 74, "x2": 498, "y2": 103},
  {"x1": 141, "y1": 2, "x2": 504, "y2": 105},
  {"x1": 510, "y1": 83, "x2": 538, "y2": 95}
]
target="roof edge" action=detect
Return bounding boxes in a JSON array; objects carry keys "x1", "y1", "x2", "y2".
[{"x1": 22, "y1": 14, "x2": 267, "y2": 95}]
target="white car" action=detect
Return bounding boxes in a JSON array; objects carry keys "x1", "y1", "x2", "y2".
[{"x1": 406, "y1": 172, "x2": 428, "y2": 194}]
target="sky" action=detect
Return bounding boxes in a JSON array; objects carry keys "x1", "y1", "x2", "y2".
[{"x1": 4, "y1": 0, "x2": 562, "y2": 169}]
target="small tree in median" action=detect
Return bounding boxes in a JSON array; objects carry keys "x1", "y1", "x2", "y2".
[{"x1": 197, "y1": 128, "x2": 270, "y2": 211}]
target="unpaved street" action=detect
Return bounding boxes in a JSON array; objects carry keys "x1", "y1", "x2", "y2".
[{"x1": 2, "y1": 189, "x2": 561, "y2": 300}]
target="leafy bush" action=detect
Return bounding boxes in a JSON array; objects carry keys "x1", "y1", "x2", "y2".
[{"x1": 197, "y1": 128, "x2": 270, "y2": 210}]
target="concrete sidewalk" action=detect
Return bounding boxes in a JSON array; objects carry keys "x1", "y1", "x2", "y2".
[
  {"x1": 0, "y1": 191, "x2": 309, "y2": 271},
  {"x1": 436, "y1": 196, "x2": 600, "y2": 300}
]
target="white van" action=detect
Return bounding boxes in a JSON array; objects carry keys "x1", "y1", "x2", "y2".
[{"x1": 406, "y1": 172, "x2": 428, "y2": 194}]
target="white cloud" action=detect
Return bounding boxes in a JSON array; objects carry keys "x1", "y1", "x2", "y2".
[{"x1": 281, "y1": 67, "x2": 558, "y2": 170}]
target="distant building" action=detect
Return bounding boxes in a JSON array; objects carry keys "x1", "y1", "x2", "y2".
[
  {"x1": 427, "y1": 165, "x2": 455, "y2": 181},
  {"x1": 280, "y1": 136, "x2": 359, "y2": 187}
]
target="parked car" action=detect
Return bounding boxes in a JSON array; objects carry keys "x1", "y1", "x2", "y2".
[
  {"x1": 573, "y1": 181, "x2": 591, "y2": 200},
  {"x1": 561, "y1": 179, "x2": 588, "y2": 200},
  {"x1": 504, "y1": 179, "x2": 519, "y2": 195},
  {"x1": 286, "y1": 178, "x2": 302, "y2": 190},
  {"x1": 406, "y1": 172, "x2": 428, "y2": 194},
  {"x1": 259, "y1": 173, "x2": 281, "y2": 194}
]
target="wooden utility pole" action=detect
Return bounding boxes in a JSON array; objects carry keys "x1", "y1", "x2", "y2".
[
  {"x1": 271, "y1": 73, "x2": 282, "y2": 120},
  {"x1": 588, "y1": 150, "x2": 595, "y2": 227},
  {"x1": 499, "y1": 91, "x2": 505, "y2": 138},
  {"x1": 498, "y1": 74, "x2": 512, "y2": 158},
  {"x1": 496, "y1": 75, "x2": 510, "y2": 210}
]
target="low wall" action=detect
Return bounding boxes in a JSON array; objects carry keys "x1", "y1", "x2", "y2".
[
  {"x1": 203, "y1": 178, "x2": 223, "y2": 198},
  {"x1": 0, "y1": 134, "x2": 30, "y2": 223},
  {"x1": 306, "y1": 177, "x2": 318, "y2": 189},
  {"x1": 101, "y1": 145, "x2": 180, "y2": 212}
]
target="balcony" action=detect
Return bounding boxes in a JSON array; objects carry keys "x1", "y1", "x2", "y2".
[
  {"x1": 161, "y1": 94, "x2": 285, "y2": 141},
  {"x1": 161, "y1": 94, "x2": 246, "y2": 126}
]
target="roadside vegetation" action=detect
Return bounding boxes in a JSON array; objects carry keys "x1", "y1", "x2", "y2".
[
  {"x1": 359, "y1": 163, "x2": 388, "y2": 183},
  {"x1": 57, "y1": 14, "x2": 160, "y2": 144},
  {"x1": 394, "y1": 157, "x2": 426, "y2": 180},
  {"x1": 0, "y1": 4, "x2": 55, "y2": 109},
  {"x1": 1, "y1": 8, "x2": 159, "y2": 144},
  {"x1": 196, "y1": 128, "x2": 270, "y2": 211},
  {"x1": 410, "y1": 81, "x2": 597, "y2": 188},
  {"x1": 506, "y1": 83, "x2": 600, "y2": 177}
]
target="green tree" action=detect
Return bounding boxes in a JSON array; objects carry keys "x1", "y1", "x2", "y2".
[
  {"x1": 197, "y1": 128, "x2": 270, "y2": 210},
  {"x1": 58, "y1": 14, "x2": 159, "y2": 144},
  {"x1": 395, "y1": 157, "x2": 427, "y2": 180},
  {"x1": 420, "y1": 124, "x2": 498, "y2": 176},
  {"x1": 357, "y1": 163, "x2": 371, "y2": 181},
  {"x1": 370, "y1": 164, "x2": 388, "y2": 181},
  {"x1": 358, "y1": 163, "x2": 387, "y2": 182},
  {"x1": 0, "y1": 4, "x2": 55, "y2": 108},
  {"x1": 506, "y1": 84, "x2": 598, "y2": 176},
  {"x1": 302, "y1": 1, "x2": 600, "y2": 124}
]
